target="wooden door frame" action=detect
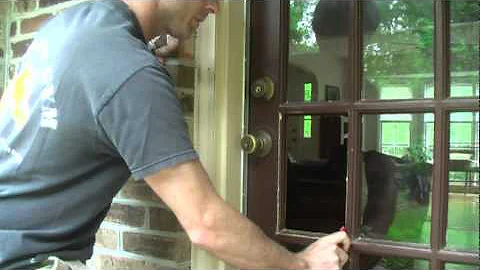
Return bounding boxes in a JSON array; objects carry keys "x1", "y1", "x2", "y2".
[
  {"x1": 191, "y1": 1, "x2": 247, "y2": 269},
  {"x1": 246, "y1": 0, "x2": 289, "y2": 241}
]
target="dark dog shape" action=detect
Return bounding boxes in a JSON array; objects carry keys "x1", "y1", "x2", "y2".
[{"x1": 361, "y1": 150, "x2": 432, "y2": 269}]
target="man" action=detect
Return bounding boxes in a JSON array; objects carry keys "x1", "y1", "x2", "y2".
[{"x1": 0, "y1": 0, "x2": 350, "y2": 269}]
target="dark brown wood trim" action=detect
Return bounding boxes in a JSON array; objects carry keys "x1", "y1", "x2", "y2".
[
  {"x1": 350, "y1": 0, "x2": 362, "y2": 102},
  {"x1": 279, "y1": 102, "x2": 350, "y2": 115},
  {"x1": 437, "y1": 250, "x2": 480, "y2": 266},
  {"x1": 247, "y1": 0, "x2": 284, "y2": 240},
  {"x1": 276, "y1": 0, "x2": 292, "y2": 236},
  {"x1": 430, "y1": 5, "x2": 449, "y2": 270},
  {"x1": 346, "y1": 109, "x2": 363, "y2": 270},
  {"x1": 279, "y1": 99, "x2": 478, "y2": 115},
  {"x1": 430, "y1": 2, "x2": 450, "y2": 266},
  {"x1": 354, "y1": 100, "x2": 437, "y2": 113},
  {"x1": 277, "y1": 111, "x2": 288, "y2": 232},
  {"x1": 353, "y1": 241, "x2": 432, "y2": 260},
  {"x1": 430, "y1": 95, "x2": 449, "y2": 267},
  {"x1": 442, "y1": 98, "x2": 480, "y2": 111},
  {"x1": 276, "y1": 232, "x2": 480, "y2": 266},
  {"x1": 435, "y1": 0, "x2": 450, "y2": 100},
  {"x1": 347, "y1": 2, "x2": 362, "y2": 267}
]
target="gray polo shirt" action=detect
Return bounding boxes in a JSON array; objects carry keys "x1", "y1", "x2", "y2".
[{"x1": 0, "y1": 0, "x2": 197, "y2": 266}]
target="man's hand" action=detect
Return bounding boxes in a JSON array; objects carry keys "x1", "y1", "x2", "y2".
[
  {"x1": 297, "y1": 231, "x2": 351, "y2": 269},
  {"x1": 153, "y1": 36, "x2": 180, "y2": 64}
]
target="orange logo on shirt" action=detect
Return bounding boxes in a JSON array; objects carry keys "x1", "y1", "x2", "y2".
[{"x1": 0, "y1": 67, "x2": 33, "y2": 129}]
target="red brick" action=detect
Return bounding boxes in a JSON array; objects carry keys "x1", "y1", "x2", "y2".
[
  {"x1": 173, "y1": 66, "x2": 195, "y2": 89},
  {"x1": 149, "y1": 207, "x2": 183, "y2": 232},
  {"x1": 119, "y1": 179, "x2": 162, "y2": 203},
  {"x1": 9, "y1": 65, "x2": 16, "y2": 79},
  {"x1": 90, "y1": 254, "x2": 179, "y2": 270},
  {"x1": 15, "y1": 0, "x2": 37, "y2": 13},
  {"x1": 177, "y1": 38, "x2": 194, "y2": 60},
  {"x1": 39, "y1": 0, "x2": 70, "y2": 8},
  {"x1": 12, "y1": 39, "x2": 32, "y2": 58},
  {"x1": 21, "y1": 14, "x2": 52, "y2": 34},
  {"x1": 104, "y1": 203, "x2": 145, "y2": 228},
  {"x1": 10, "y1": 22, "x2": 17, "y2": 37},
  {"x1": 95, "y1": 227, "x2": 118, "y2": 250},
  {"x1": 177, "y1": 93, "x2": 194, "y2": 114},
  {"x1": 123, "y1": 232, "x2": 190, "y2": 262}
]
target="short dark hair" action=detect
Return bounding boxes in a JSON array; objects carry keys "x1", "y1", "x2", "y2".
[{"x1": 312, "y1": 0, "x2": 380, "y2": 37}]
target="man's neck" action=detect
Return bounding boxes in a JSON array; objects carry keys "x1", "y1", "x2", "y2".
[{"x1": 122, "y1": 0, "x2": 169, "y2": 41}]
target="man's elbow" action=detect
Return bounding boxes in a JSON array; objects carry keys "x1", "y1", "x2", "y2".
[
  {"x1": 184, "y1": 208, "x2": 226, "y2": 252},
  {"x1": 188, "y1": 227, "x2": 216, "y2": 250}
]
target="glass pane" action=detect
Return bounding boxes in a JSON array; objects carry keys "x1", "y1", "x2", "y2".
[
  {"x1": 288, "y1": 0, "x2": 350, "y2": 102},
  {"x1": 450, "y1": 1, "x2": 479, "y2": 98},
  {"x1": 363, "y1": 1, "x2": 434, "y2": 100},
  {"x1": 361, "y1": 113, "x2": 434, "y2": 245},
  {"x1": 285, "y1": 114, "x2": 348, "y2": 233},
  {"x1": 447, "y1": 112, "x2": 479, "y2": 252},
  {"x1": 445, "y1": 263, "x2": 479, "y2": 270},
  {"x1": 359, "y1": 255, "x2": 429, "y2": 270}
]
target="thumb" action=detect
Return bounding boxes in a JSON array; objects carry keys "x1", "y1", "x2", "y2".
[{"x1": 318, "y1": 231, "x2": 351, "y2": 251}]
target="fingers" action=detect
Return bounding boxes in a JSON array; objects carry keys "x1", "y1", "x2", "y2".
[
  {"x1": 298, "y1": 243, "x2": 349, "y2": 269},
  {"x1": 318, "y1": 231, "x2": 352, "y2": 251},
  {"x1": 154, "y1": 38, "x2": 180, "y2": 58},
  {"x1": 336, "y1": 246, "x2": 350, "y2": 267}
]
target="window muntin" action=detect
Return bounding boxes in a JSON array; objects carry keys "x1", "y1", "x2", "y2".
[{"x1": 359, "y1": 255, "x2": 430, "y2": 270}]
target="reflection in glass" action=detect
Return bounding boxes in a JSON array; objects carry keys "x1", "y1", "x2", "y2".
[
  {"x1": 450, "y1": 1, "x2": 479, "y2": 98},
  {"x1": 447, "y1": 112, "x2": 479, "y2": 252},
  {"x1": 360, "y1": 113, "x2": 433, "y2": 268},
  {"x1": 363, "y1": 0, "x2": 434, "y2": 100},
  {"x1": 445, "y1": 263, "x2": 479, "y2": 270},
  {"x1": 288, "y1": 0, "x2": 365, "y2": 102},
  {"x1": 359, "y1": 255, "x2": 429, "y2": 270},
  {"x1": 285, "y1": 115, "x2": 348, "y2": 233}
]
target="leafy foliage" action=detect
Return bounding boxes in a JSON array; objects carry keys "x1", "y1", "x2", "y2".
[{"x1": 289, "y1": 0, "x2": 478, "y2": 78}]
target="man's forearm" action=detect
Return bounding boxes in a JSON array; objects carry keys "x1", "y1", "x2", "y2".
[
  {"x1": 189, "y1": 195, "x2": 308, "y2": 269},
  {"x1": 145, "y1": 161, "x2": 307, "y2": 269}
]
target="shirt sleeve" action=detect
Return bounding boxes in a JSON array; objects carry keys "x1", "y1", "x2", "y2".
[{"x1": 97, "y1": 65, "x2": 198, "y2": 180}]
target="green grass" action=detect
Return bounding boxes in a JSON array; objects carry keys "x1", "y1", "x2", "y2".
[
  {"x1": 446, "y1": 194, "x2": 479, "y2": 251},
  {"x1": 385, "y1": 192, "x2": 430, "y2": 244},
  {"x1": 379, "y1": 192, "x2": 479, "y2": 270}
]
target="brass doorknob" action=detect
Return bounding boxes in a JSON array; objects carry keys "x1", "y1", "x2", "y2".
[
  {"x1": 241, "y1": 130, "x2": 272, "y2": 157},
  {"x1": 252, "y1": 77, "x2": 274, "y2": 101}
]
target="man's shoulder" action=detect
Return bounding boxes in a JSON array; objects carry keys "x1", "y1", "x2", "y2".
[{"x1": 26, "y1": 0, "x2": 163, "y2": 118}]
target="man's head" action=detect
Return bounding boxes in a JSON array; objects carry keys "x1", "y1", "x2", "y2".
[
  {"x1": 160, "y1": 0, "x2": 219, "y2": 40},
  {"x1": 124, "y1": 0, "x2": 219, "y2": 41},
  {"x1": 311, "y1": 0, "x2": 380, "y2": 58}
]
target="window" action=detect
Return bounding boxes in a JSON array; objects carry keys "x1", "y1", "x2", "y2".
[{"x1": 250, "y1": 1, "x2": 479, "y2": 269}]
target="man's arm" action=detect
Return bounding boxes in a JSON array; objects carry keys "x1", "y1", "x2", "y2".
[{"x1": 145, "y1": 159, "x2": 350, "y2": 269}]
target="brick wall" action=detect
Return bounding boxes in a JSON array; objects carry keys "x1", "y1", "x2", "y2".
[{"x1": 0, "y1": 1, "x2": 197, "y2": 269}]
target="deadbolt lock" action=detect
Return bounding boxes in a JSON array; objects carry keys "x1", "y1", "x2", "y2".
[
  {"x1": 252, "y1": 77, "x2": 274, "y2": 101},
  {"x1": 241, "y1": 130, "x2": 272, "y2": 157}
]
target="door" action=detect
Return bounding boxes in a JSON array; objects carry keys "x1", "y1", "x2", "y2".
[{"x1": 245, "y1": 1, "x2": 479, "y2": 269}]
